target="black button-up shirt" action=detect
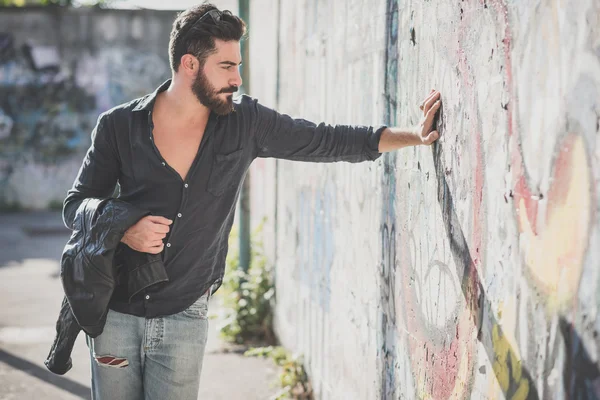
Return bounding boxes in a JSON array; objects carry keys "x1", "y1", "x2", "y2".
[{"x1": 63, "y1": 80, "x2": 385, "y2": 318}]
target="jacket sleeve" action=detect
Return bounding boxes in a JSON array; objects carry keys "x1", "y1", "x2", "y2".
[
  {"x1": 252, "y1": 100, "x2": 385, "y2": 163},
  {"x1": 63, "y1": 113, "x2": 120, "y2": 230},
  {"x1": 44, "y1": 296, "x2": 81, "y2": 375}
]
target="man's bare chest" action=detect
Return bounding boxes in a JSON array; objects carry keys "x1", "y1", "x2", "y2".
[{"x1": 152, "y1": 128, "x2": 204, "y2": 181}]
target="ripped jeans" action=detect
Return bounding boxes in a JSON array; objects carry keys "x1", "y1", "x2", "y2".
[{"x1": 86, "y1": 293, "x2": 210, "y2": 400}]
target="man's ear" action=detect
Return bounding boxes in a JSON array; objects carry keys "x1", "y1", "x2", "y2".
[{"x1": 180, "y1": 54, "x2": 198, "y2": 75}]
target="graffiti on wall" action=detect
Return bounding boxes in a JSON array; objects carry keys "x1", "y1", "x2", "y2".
[
  {"x1": 496, "y1": 0, "x2": 599, "y2": 397},
  {"x1": 268, "y1": 0, "x2": 599, "y2": 398},
  {"x1": 0, "y1": 13, "x2": 170, "y2": 206},
  {"x1": 392, "y1": 0, "x2": 599, "y2": 398},
  {"x1": 297, "y1": 184, "x2": 336, "y2": 311},
  {"x1": 377, "y1": 0, "x2": 400, "y2": 397},
  {"x1": 75, "y1": 49, "x2": 169, "y2": 112},
  {"x1": 372, "y1": 0, "x2": 599, "y2": 398},
  {"x1": 295, "y1": 180, "x2": 336, "y2": 398},
  {"x1": 0, "y1": 31, "x2": 97, "y2": 197}
]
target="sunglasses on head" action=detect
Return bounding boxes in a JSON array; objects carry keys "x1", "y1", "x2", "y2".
[
  {"x1": 186, "y1": 9, "x2": 223, "y2": 35},
  {"x1": 180, "y1": 9, "x2": 225, "y2": 55},
  {"x1": 199, "y1": 9, "x2": 223, "y2": 24}
]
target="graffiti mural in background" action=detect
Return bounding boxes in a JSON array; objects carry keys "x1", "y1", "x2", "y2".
[
  {"x1": 297, "y1": 184, "x2": 336, "y2": 311},
  {"x1": 295, "y1": 177, "x2": 336, "y2": 398},
  {"x1": 0, "y1": 10, "x2": 171, "y2": 208},
  {"x1": 252, "y1": 0, "x2": 599, "y2": 397},
  {"x1": 498, "y1": 0, "x2": 599, "y2": 397},
  {"x1": 75, "y1": 49, "x2": 169, "y2": 112},
  {"x1": 378, "y1": 0, "x2": 401, "y2": 397},
  {"x1": 390, "y1": 0, "x2": 599, "y2": 398},
  {"x1": 0, "y1": 31, "x2": 97, "y2": 201}
]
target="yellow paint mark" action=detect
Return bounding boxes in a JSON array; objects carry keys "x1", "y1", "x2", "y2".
[
  {"x1": 492, "y1": 324, "x2": 508, "y2": 389},
  {"x1": 512, "y1": 379, "x2": 530, "y2": 400},
  {"x1": 519, "y1": 135, "x2": 591, "y2": 310},
  {"x1": 510, "y1": 347, "x2": 522, "y2": 383},
  {"x1": 492, "y1": 324, "x2": 530, "y2": 399}
]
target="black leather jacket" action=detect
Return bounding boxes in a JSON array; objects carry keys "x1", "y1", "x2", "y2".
[{"x1": 45, "y1": 197, "x2": 169, "y2": 375}]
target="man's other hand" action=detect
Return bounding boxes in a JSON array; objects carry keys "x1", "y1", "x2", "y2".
[{"x1": 121, "y1": 215, "x2": 173, "y2": 254}]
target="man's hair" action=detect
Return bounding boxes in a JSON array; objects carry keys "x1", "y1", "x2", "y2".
[{"x1": 169, "y1": 3, "x2": 246, "y2": 72}]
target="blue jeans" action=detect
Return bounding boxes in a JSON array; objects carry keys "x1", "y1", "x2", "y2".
[{"x1": 86, "y1": 293, "x2": 210, "y2": 400}]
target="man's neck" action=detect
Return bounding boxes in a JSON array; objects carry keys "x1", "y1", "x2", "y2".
[{"x1": 155, "y1": 79, "x2": 210, "y2": 127}]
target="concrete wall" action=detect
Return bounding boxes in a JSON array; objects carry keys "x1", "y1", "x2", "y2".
[
  {"x1": 248, "y1": 0, "x2": 600, "y2": 398},
  {"x1": 246, "y1": 0, "x2": 279, "y2": 263},
  {"x1": 0, "y1": 7, "x2": 176, "y2": 209}
]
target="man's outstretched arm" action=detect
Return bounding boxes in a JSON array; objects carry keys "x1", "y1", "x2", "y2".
[
  {"x1": 379, "y1": 90, "x2": 442, "y2": 152},
  {"x1": 252, "y1": 89, "x2": 441, "y2": 162}
]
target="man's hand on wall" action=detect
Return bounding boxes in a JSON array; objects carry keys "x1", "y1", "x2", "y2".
[
  {"x1": 378, "y1": 89, "x2": 442, "y2": 152},
  {"x1": 418, "y1": 89, "x2": 441, "y2": 146}
]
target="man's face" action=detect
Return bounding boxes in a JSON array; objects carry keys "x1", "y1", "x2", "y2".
[{"x1": 191, "y1": 39, "x2": 243, "y2": 115}]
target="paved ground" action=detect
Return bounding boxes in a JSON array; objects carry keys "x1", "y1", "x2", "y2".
[{"x1": 0, "y1": 211, "x2": 278, "y2": 400}]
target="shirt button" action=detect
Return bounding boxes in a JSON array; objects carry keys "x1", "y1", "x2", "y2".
[
  {"x1": 145, "y1": 295, "x2": 150, "y2": 300},
  {"x1": 166, "y1": 243, "x2": 171, "y2": 248},
  {"x1": 177, "y1": 213, "x2": 182, "y2": 218},
  {"x1": 162, "y1": 162, "x2": 166, "y2": 166},
  {"x1": 184, "y1": 184, "x2": 189, "y2": 188}
]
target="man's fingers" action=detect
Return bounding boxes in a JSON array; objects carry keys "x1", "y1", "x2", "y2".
[
  {"x1": 423, "y1": 92, "x2": 441, "y2": 114},
  {"x1": 146, "y1": 243, "x2": 165, "y2": 254},
  {"x1": 420, "y1": 100, "x2": 442, "y2": 137},
  {"x1": 423, "y1": 130, "x2": 440, "y2": 145},
  {"x1": 424, "y1": 99, "x2": 442, "y2": 126},
  {"x1": 146, "y1": 215, "x2": 173, "y2": 225},
  {"x1": 426, "y1": 99, "x2": 442, "y2": 119},
  {"x1": 152, "y1": 224, "x2": 171, "y2": 234},
  {"x1": 419, "y1": 90, "x2": 438, "y2": 110}
]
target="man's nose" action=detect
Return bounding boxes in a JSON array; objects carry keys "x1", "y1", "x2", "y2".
[{"x1": 231, "y1": 70, "x2": 243, "y2": 89}]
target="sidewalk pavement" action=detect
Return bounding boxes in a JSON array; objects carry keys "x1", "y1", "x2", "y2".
[{"x1": 0, "y1": 211, "x2": 278, "y2": 400}]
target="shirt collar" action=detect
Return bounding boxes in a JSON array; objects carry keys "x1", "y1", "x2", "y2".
[{"x1": 132, "y1": 79, "x2": 172, "y2": 112}]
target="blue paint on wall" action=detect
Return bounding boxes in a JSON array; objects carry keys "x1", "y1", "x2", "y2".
[
  {"x1": 378, "y1": 0, "x2": 400, "y2": 398},
  {"x1": 297, "y1": 186, "x2": 335, "y2": 312}
]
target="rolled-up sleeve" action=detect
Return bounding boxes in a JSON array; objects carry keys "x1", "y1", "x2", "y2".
[
  {"x1": 253, "y1": 100, "x2": 385, "y2": 163},
  {"x1": 63, "y1": 113, "x2": 120, "y2": 229}
]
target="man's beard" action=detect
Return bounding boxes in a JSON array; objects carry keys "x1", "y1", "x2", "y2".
[{"x1": 191, "y1": 69, "x2": 237, "y2": 116}]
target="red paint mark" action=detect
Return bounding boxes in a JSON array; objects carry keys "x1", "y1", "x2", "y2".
[
  {"x1": 486, "y1": 0, "x2": 543, "y2": 235},
  {"x1": 547, "y1": 135, "x2": 576, "y2": 210},
  {"x1": 489, "y1": 0, "x2": 594, "y2": 290},
  {"x1": 400, "y1": 259, "x2": 474, "y2": 399}
]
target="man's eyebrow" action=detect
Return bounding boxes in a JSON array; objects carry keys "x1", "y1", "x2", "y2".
[{"x1": 218, "y1": 61, "x2": 243, "y2": 66}]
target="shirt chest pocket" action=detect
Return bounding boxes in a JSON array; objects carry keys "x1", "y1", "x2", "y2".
[{"x1": 207, "y1": 148, "x2": 245, "y2": 196}]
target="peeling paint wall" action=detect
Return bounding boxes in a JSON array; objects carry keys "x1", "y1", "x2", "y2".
[
  {"x1": 250, "y1": 0, "x2": 600, "y2": 398},
  {"x1": 247, "y1": 0, "x2": 279, "y2": 263},
  {"x1": 0, "y1": 7, "x2": 175, "y2": 209}
]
